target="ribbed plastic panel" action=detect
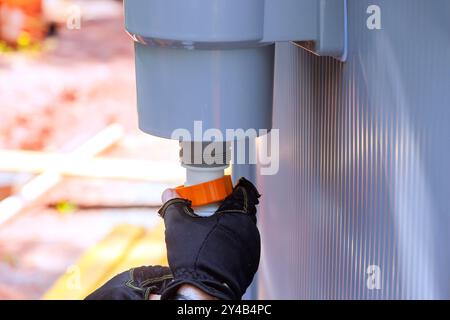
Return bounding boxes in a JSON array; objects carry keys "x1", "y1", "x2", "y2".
[{"x1": 257, "y1": 0, "x2": 450, "y2": 299}]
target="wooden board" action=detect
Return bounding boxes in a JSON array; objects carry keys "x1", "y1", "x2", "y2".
[{"x1": 42, "y1": 224, "x2": 146, "y2": 300}]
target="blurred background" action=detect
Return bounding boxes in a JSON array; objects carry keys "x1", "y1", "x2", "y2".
[
  {"x1": 0, "y1": 0, "x2": 183, "y2": 299},
  {"x1": 2, "y1": 0, "x2": 450, "y2": 301}
]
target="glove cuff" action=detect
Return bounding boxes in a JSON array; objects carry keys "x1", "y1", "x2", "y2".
[
  {"x1": 160, "y1": 269, "x2": 237, "y2": 300},
  {"x1": 158, "y1": 198, "x2": 192, "y2": 218}
]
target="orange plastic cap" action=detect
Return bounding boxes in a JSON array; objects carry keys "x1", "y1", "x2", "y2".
[{"x1": 175, "y1": 175, "x2": 233, "y2": 207}]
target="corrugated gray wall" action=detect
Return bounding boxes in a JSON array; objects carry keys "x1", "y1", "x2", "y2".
[{"x1": 257, "y1": 0, "x2": 450, "y2": 299}]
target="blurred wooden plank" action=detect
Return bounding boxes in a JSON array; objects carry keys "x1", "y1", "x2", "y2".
[
  {"x1": 42, "y1": 224, "x2": 146, "y2": 300},
  {"x1": 109, "y1": 221, "x2": 168, "y2": 276},
  {"x1": 0, "y1": 150, "x2": 184, "y2": 183},
  {"x1": 0, "y1": 124, "x2": 124, "y2": 225}
]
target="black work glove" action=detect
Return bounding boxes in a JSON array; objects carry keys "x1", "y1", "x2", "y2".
[
  {"x1": 158, "y1": 177, "x2": 261, "y2": 300},
  {"x1": 85, "y1": 265, "x2": 173, "y2": 300}
]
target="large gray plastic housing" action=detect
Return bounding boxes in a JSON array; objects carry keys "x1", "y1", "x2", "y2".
[{"x1": 124, "y1": 0, "x2": 347, "y2": 140}]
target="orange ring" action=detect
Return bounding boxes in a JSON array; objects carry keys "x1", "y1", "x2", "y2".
[{"x1": 175, "y1": 175, "x2": 233, "y2": 207}]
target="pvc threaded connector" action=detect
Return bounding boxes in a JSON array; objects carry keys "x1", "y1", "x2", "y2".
[{"x1": 180, "y1": 141, "x2": 231, "y2": 168}]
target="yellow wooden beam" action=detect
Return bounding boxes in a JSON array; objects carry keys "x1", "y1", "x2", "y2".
[
  {"x1": 109, "y1": 221, "x2": 168, "y2": 276},
  {"x1": 43, "y1": 224, "x2": 146, "y2": 300}
]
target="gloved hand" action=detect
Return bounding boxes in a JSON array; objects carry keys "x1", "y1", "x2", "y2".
[
  {"x1": 85, "y1": 265, "x2": 173, "y2": 300},
  {"x1": 158, "y1": 177, "x2": 261, "y2": 300}
]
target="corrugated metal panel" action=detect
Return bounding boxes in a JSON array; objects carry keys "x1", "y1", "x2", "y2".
[{"x1": 257, "y1": 0, "x2": 450, "y2": 299}]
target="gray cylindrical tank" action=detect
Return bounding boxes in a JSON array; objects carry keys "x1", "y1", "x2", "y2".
[
  {"x1": 135, "y1": 43, "x2": 274, "y2": 139},
  {"x1": 125, "y1": 0, "x2": 274, "y2": 140}
]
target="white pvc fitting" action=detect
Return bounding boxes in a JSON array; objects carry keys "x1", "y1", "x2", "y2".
[
  {"x1": 180, "y1": 141, "x2": 231, "y2": 217},
  {"x1": 184, "y1": 165, "x2": 227, "y2": 187},
  {"x1": 179, "y1": 141, "x2": 231, "y2": 217},
  {"x1": 182, "y1": 164, "x2": 228, "y2": 217}
]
